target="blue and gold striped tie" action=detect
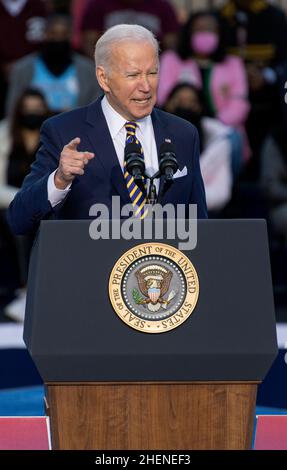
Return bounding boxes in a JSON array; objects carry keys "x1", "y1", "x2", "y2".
[{"x1": 124, "y1": 121, "x2": 148, "y2": 219}]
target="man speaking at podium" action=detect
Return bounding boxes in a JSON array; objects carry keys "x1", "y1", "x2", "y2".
[{"x1": 7, "y1": 24, "x2": 207, "y2": 235}]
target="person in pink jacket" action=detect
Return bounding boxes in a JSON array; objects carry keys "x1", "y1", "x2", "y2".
[{"x1": 158, "y1": 10, "x2": 250, "y2": 163}]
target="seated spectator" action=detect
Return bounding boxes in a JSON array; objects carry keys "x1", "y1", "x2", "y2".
[
  {"x1": 6, "y1": 13, "x2": 101, "y2": 115},
  {"x1": 0, "y1": 88, "x2": 50, "y2": 322},
  {"x1": 79, "y1": 0, "x2": 180, "y2": 59},
  {"x1": 158, "y1": 10, "x2": 250, "y2": 162},
  {"x1": 261, "y1": 124, "x2": 287, "y2": 244},
  {"x1": 71, "y1": 0, "x2": 92, "y2": 50},
  {"x1": 164, "y1": 83, "x2": 233, "y2": 213},
  {"x1": 6, "y1": 89, "x2": 50, "y2": 188},
  {"x1": 0, "y1": 0, "x2": 47, "y2": 118},
  {"x1": 0, "y1": 87, "x2": 49, "y2": 206},
  {"x1": 220, "y1": 0, "x2": 287, "y2": 179}
]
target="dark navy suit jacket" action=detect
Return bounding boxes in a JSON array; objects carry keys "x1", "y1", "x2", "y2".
[{"x1": 8, "y1": 96, "x2": 207, "y2": 235}]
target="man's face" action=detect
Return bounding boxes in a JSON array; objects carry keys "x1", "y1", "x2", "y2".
[{"x1": 97, "y1": 41, "x2": 159, "y2": 121}]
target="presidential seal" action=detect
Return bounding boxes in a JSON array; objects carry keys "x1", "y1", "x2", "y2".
[{"x1": 109, "y1": 243, "x2": 199, "y2": 333}]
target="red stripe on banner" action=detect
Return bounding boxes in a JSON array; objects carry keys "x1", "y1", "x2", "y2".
[
  {"x1": 0, "y1": 417, "x2": 49, "y2": 450},
  {"x1": 255, "y1": 416, "x2": 287, "y2": 450}
]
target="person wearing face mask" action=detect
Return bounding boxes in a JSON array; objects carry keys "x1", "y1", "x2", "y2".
[
  {"x1": 6, "y1": 13, "x2": 101, "y2": 116},
  {"x1": 220, "y1": 0, "x2": 287, "y2": 181},
  {"x1": 164, "y1": 83, "x2": 233, "y2": 214},
  {"x1": 0, "y1": 88, "x2": 49, "y2": 321},
  {"x1": 6, "y1": 89, "x2": 49, "y2": 188},
  {"x1": 0, "y1": 88, "x2": 49, "y2": 205},
  {"x1": 158, "y1": 10, "x2": 250, "y2": 166}
]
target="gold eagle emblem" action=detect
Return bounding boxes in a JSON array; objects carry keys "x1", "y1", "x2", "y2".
[{"x1": 134, "y1": 264, "x2": 176, "y2": 312}]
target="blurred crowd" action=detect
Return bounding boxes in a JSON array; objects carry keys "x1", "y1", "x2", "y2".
[{"x1": 1, "y1": 0, "x2": 287, "y2": 321}]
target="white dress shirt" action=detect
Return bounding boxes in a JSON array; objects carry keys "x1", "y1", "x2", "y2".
[{"x1": 47, "y1": 95, "x2": 159, "y2": 207}]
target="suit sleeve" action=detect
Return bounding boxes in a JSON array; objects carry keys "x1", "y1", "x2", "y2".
[
  {"x1": 7, "y1": 120, "x2": 63, "y2": 235},
  {"x1": 189, "y1": 127, "x2": 208, "y2": 219}
]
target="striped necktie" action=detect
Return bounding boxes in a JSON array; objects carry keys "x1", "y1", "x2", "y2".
[{"x1": 124, "y1": 121, "x2": 148, "y2": 219}]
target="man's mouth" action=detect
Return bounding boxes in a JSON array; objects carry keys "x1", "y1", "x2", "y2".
[{"x1": 132, "y1": 98, "x2": 151, "y2": 104}]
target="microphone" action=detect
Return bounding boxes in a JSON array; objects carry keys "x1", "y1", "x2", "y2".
[
  {"x1": 159, "y1": 141, "x2": 178, "y2": 181},
  {"x1": 124, "y1": 142, "x2": 145, "y2": 182}
]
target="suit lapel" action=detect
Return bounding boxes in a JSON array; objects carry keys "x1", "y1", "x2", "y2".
[{"x1": 85, "y1": 97, "x2": 130, "y2": 204}]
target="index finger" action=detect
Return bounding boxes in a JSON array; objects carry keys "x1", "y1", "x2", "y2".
[{"x1": 65, "y1": 137, "x2": 81, "y2": 151}]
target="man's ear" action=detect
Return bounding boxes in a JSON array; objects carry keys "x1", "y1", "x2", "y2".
[{"x1": 96, "y1": 66, "x2": 110, "y2": 93}]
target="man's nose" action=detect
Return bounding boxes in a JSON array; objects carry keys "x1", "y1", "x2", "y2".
[{"x1": 138, "y1": 75, "x2": 151, "y2": 92}]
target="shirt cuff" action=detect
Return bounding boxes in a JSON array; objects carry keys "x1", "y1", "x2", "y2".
[{"x1": 47, "y1": 169, "x2": 71, "y2": 207}]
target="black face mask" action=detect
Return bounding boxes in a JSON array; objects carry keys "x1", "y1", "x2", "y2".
[
  {"x1": 173, "y1": 107, "x2": 204, "y2": 152},
  {"x1": 41, "y1": 40, "x2": 72, "y2": 75},
  {"x1": 20, "y1": 113, "x2": 47, "y2": 130},
  {"x1": 173, "y1": 107, "x2": 201, "y2": 126}
]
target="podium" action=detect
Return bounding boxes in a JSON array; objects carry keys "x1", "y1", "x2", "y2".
[{"x1": 24, "y1": 219, "x2": 277, "y2": 449}]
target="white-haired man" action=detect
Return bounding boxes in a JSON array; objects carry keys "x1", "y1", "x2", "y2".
[{"x1": 8, "y1": 24, "x2": 207, "y2": 235}]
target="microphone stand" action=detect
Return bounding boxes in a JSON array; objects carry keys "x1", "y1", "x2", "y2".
[{"x1": 145, "y1": 170, "x2": 160, "y2": 206}]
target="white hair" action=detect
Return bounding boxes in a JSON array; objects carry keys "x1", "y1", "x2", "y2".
[{"x1": 95, "y1": 24, "x2": 159, "y2": 69}]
